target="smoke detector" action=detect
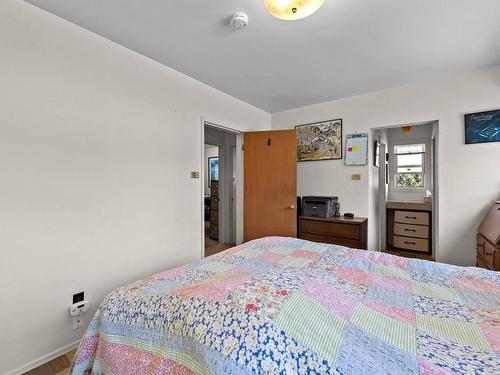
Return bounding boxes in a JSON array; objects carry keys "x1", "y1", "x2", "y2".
[{"x1": 230, "y1": 12, "x2": 249, "y2": 30}]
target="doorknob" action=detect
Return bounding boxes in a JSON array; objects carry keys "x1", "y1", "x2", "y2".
[{"x1": 289, "y1": 205, "x2": 296, "y2": 209}]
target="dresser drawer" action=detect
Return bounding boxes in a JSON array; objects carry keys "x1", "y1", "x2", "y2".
[
  {"x1": 477, "y1": 253, "x2": 493, "y2": 270},
  {"x1": 300, "y1": 219, "x2": 360, "y2": 240},
  {"x1": 209, "y1": 224, "x2": 218, "y2": 238},
  {"x1": 211, "y1": 198, "x2": 219, "y2": 210},
  {"x1": 483, "y1": 241, "x2": 497, "y2": 269},
  {"x1": 394, "y1": 210, "x2": 429, "y2": 226},
  {"x1": 476, "y1": 233, "x2": 486, "y2": 258},
  {"x1": 299, "y1": 233, "x2": 364, "y2": 249},
  {"x1": 393, "y1": 235, "x2": 429, "y2": 252},
  {"x1": 394, "y1": 223, "x2": 429, "y2": 239}
]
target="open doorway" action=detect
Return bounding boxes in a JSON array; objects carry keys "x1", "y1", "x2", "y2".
[
  {"x1": 203, "y1": 123, "x2": 240, "y2": 257},
  {"x1": 372, "y1": 121, "x2": 439, "y2": 260}
]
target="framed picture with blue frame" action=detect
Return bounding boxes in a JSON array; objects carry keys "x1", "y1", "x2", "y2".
[
  {"x1": 465, "y1": 109, "x2": 500, "y2": 144},
  {"x1": 208, "y1": 157, "x2": 219, "y2": 187}
]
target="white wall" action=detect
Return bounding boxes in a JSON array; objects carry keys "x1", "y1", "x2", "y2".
[
  {"x1": 0, "y1": 1, "x2": 270, "y2": 374},
  {"x1": 272, "y1": 65, "x2": 500, "y2": 267}
]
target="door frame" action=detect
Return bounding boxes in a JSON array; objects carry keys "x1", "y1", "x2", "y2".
[
  {"x1": 371, "y1": 120, "x2": 439, "y2": 259},
  {"x1": 200, "y1": 118, "x2": 243, "y2": 258},
  {"x1": 377, "y1": 143, "x2": 387, "y2": 250}
]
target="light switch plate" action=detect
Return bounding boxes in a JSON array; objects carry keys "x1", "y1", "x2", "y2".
[
  {"x1": 351, "y1": 174, "x2": 361, "y2": 180},
  {"x1": 191, "y1": 171, "x2": 200, "y2": 179}
]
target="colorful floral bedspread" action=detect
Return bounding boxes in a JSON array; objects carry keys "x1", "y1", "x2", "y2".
[{"x1": 71, "y1": 237, "x2": 500, "y2": 374}]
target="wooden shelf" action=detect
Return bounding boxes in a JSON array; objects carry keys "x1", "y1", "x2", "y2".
[
  {"x1": 298, "y1": 215, "x2": 367, "y2": 224},
  {"x1": 386, "y1": 201, "x2": 432, "y2": 212},
  {"x1": 384, "y1": 246, "x2": 434, "y2": 261}
]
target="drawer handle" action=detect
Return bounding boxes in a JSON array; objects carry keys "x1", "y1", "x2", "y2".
[
  {"x1": 404, "y1": 241, "x2": 416, "y2": 245},
  {"x1": 405, "y1": 216, "x2": 417, "y2": 219},
  {"x1": 485, "y1": 251, "x2": 494, "y2": 256},
  {"x1": 404, "y1": 228, "x2": 416, "y2": 232}
]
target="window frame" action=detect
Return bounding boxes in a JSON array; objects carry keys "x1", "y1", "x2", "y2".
[
  {"x1": 388, "y1": 139, "x2": 431, "y2": 196},
  {"x1": 394, "y1": 144, "x2": 426, "y2": 190}
]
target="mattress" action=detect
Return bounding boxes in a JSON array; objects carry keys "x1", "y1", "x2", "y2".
[{"x1": 71, "y1": 237, "x2": 500, "y2": 374}]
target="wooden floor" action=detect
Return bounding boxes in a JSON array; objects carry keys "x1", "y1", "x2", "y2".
[
  {"x1": 24, "y1": 349, "x2": 76, "y2": 375},
  {"x1": 384, "y1": 246, "x2": 434, "y2": 261},
  {"x1": 205, "y1": 236, "x2": 218, "y2": 247},
  {"x1": 204, "y1": 228, "x2": 233, "y2": 257},
  {"x1": 205, "y1": 243, "x2": 233, "y2": 256}
]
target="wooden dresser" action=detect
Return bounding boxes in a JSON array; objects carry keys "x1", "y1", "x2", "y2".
[
  {"x1": 476, "y1": 202, "x2": 500, "y2": 271},
  {"x1": 393, "y1": 210, "x2": 430, "y2": 253},
  {"x1": 298, "y1": 216, "x2": 368, "y2": 249},
  {"x1": 386, "y1": 201, "x2": 433, "y2": 260}
]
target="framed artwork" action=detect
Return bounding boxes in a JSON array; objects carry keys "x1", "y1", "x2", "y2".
[
  {"x1": 374, "y1": 140, "x2": 380, "y2": 167},
  {"x1": 296, "y1": 119, "x2": 342, "y2": 161},
  {"x1": 465, "y1": 109, "x2": 500, "y2": 144},
  {"x1": 208, "y1": 157, "x2": 219, "y2": 187}
]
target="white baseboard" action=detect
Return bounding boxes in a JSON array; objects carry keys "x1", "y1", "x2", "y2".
[{"x1": 6, "y1": 340, "x2": 80, "y2": 375}]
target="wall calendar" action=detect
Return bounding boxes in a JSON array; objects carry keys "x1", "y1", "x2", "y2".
[{"x1": 345, "y1": 133, "x2": 368, "y2": 166}]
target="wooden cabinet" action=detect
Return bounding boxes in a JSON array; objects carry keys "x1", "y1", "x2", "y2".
[
  {"x1": 298, "y1": 216, "x2": 368, "y2": 249},
  {"x1": 385, "y1": 202, "x2": 432, "y2": 259},
  {"x1": 209, "y1": 181, "x2": 219, "y2": 240},
  {"x1": 476, "y1": 203, "x2": 500, "y2": 271}
]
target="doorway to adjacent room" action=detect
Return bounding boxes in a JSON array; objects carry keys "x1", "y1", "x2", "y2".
[
  {"x1": 372, "y1": 121, "x2": 439, "y2": 261},
  {"x1": 203, "y1": 122, "x2": 240, "y2": 257}
]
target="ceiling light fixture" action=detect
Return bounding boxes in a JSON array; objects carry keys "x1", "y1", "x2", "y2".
[{"x1": 264, "y1": 0, "x2": 325, "y2": 20}]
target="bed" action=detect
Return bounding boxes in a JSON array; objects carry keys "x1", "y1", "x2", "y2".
[{"x1": 71, "y1": 237, "x2": 500, "y2": 374}]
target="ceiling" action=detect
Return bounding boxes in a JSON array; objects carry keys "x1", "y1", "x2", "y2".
[{"x1": 26, "y1": 0, "x2": 500, "y2": 113}]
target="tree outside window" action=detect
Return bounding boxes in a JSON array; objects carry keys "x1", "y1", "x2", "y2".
[{"x1": 394, "y1": 144, "x2": 425, "y2": 189}]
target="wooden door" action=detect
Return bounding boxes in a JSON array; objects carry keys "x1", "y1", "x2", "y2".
[{"x1": 244, "y1": 129, "x2": 297, "y2": 242}]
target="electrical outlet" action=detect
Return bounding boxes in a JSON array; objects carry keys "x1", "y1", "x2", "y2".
[
  {"x1": 72, "y1": 316, "x2": 83, "y2": 330},
  {"x1": 191, "y1": 171, "x2": 200, "y2": 179}
]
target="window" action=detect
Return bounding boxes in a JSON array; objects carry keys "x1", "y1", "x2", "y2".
[{"x1": 394, "y1": 143, "x2": 425, "y2": 189}]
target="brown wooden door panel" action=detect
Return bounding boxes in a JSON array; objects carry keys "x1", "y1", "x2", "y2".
[{"x1": 244, "y1": 130, "x2": 297, "y2": 242}]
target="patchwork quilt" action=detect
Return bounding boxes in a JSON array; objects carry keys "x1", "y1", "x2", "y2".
[{"x1": 71, "y1": 237, "x2": 500, "y2": 374}]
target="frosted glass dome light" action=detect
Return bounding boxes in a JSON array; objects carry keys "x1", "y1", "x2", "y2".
[{"x1": 264, "y1": 0, "x2": 325, "y2": 20}]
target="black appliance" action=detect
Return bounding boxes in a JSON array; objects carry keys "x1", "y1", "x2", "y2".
[{"x1": 302, "y1": 196, "x2": 339, "y2": 218}]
